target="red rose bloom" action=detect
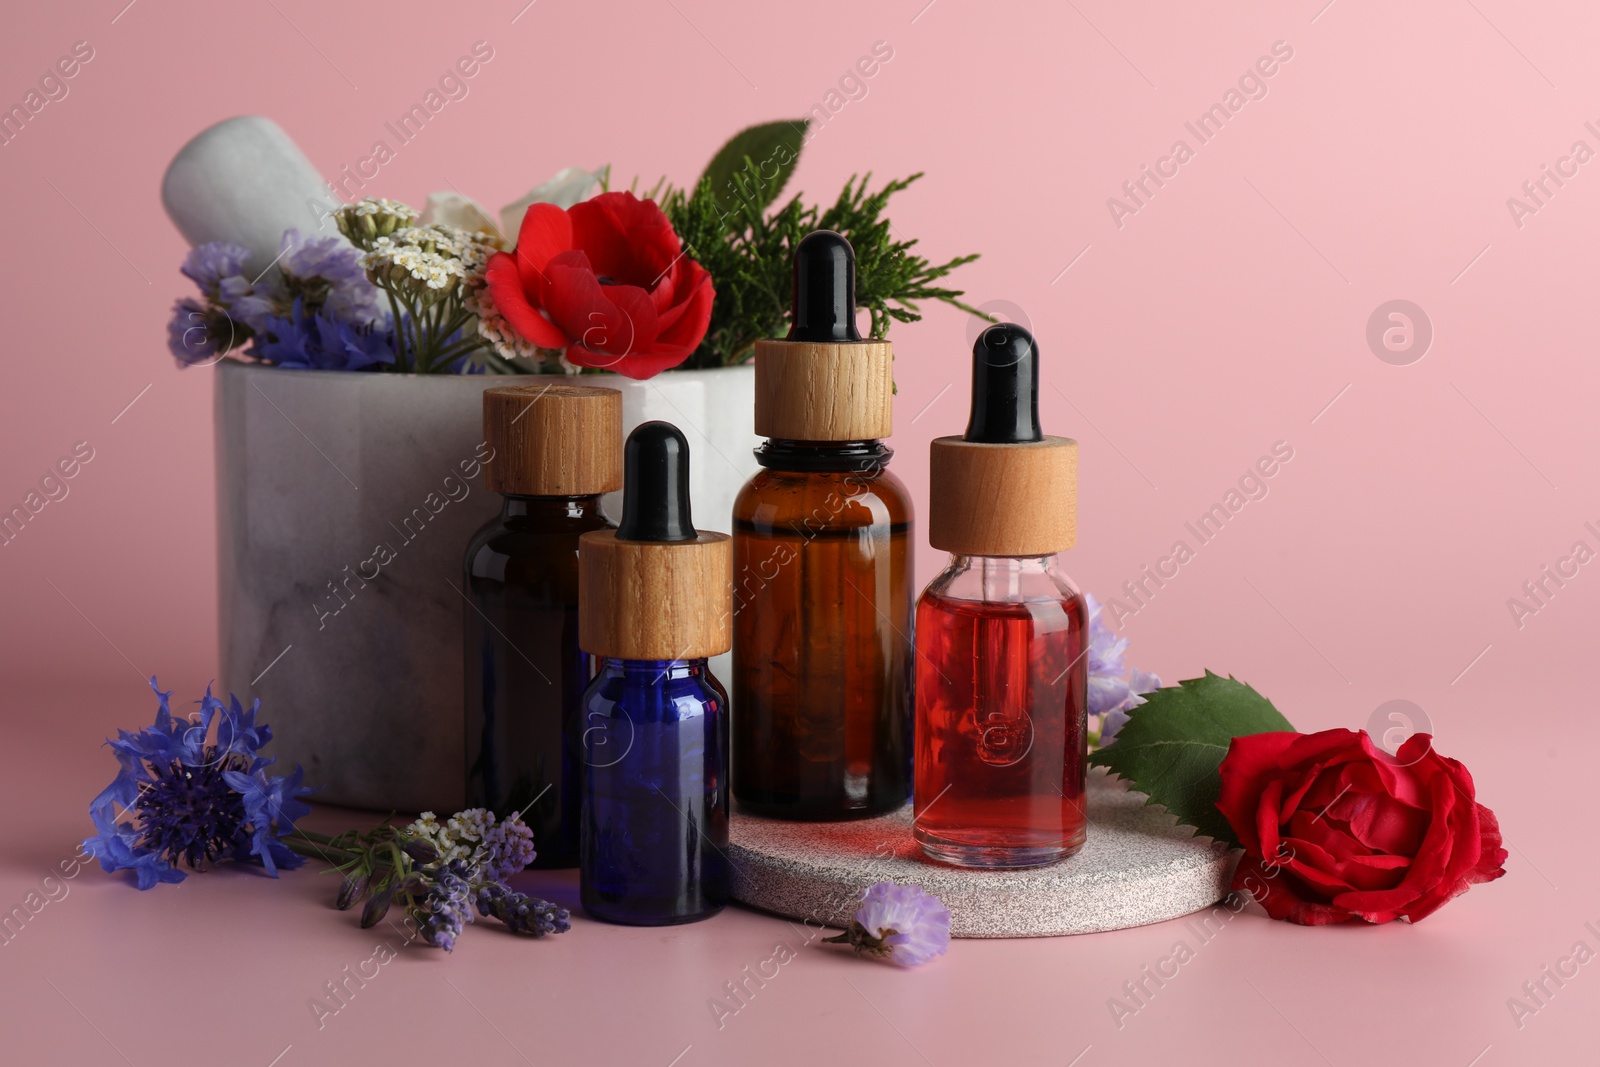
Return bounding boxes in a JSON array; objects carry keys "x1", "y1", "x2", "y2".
[
  {"x1": 1217, "y1": 729, "x2": 1505, "y2": 925},
  {"x1": 484, "y1": 191, "x2": 713, "y2": 380}
]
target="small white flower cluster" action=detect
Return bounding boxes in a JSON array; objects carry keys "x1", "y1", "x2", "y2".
[
  {"x1": 361, "y1": 233, "x2": 464, "y2": 292},
  {"x1": 407, "y1": 808, "x2": 492, "y2": 863},
  {"x1": 358, "y1": 224, "x2": 503, "y2": 299},
  {"x1": 345, "y1": 197, "x2": 419, "y2": 225}
]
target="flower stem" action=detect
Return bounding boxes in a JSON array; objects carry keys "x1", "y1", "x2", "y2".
[
  {"x1": 480, "y1": 351, "x2": 529, "y2": 375},
  {"x1": 427, "y1": 337, "x2": 491, "y2": 366},
  {"x1": 385, "y1": 289, "x2": 409, "y2": 371},
  {"x1": 418, "y1": 297, "x2": 443, "y2": 373},
  {"x1": 285, "y1": 831, "x2": 359, "y2": 867}
]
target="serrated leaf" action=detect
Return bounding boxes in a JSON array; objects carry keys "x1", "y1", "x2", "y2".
[
  {"x1": 698, "y1": 120, "x2": 809, "y2": 215},
  {"x1": 1089, "y1": 671, "x2": 1294, "y2": 846}
]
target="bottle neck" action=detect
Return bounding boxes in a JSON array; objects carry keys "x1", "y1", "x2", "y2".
[
  {"x1": 598, "y1": 657, "x2": 709, "y2": 680},
  {"x1": 940, "y1": 553, "x2": 1068, "y2": 603},
  {"x1": 948, "y1": 553, "x2": 1061, "y2": 570},
  {"x1": 500, "y1": 494, "x2": 607, "y2": 520},
  {"x1": 755, "y1": 439, "x2": 892, "y2": 474}
]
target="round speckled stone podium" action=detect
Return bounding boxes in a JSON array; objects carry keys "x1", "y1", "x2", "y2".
[{"x1": 729, "y1": 770, "x2": 1237, "y2": 938}]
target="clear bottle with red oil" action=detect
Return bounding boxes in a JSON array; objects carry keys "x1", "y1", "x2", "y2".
[{"x1": 914, "y1": 324, "x2": 1088, "y2": 868}]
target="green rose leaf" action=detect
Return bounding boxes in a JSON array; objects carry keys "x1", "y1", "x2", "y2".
[
  {"x1": 698, "y1": 119, "x2": 809, "y2": 215},
  {"x1": 1089, "y1": 671, "x2": 1295, "y2": 847}
]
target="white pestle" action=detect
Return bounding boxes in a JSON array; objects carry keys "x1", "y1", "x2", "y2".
[{"x1": 161, "y1": 116, "x2": 342, "y2": 273}]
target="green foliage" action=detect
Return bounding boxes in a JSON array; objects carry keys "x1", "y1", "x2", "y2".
[
  {"x1": 1089, "y1": 671, "x2": 1295, "y2": 846},
  {"x1": 659, "y1": 131, "x2": 984, "y2": 369},
  {"x1": 699, "y1": 120, "x2": 808, "y2": 216}
]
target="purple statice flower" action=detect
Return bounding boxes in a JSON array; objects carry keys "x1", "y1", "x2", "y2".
[
  {"x1": 478, "y1": 816, "x2": 537, "y2": 882},
  {"x1": 277, "y1": 228, "x2": 385, "y2": 325},
  {"x1": 416, "y1": 859, "x2": 476, "y2": 951},
  {"x1": 186, "y1": 243, "x2": 278, "y2": 329},
  {"x1": 166, "y1": 297, "x2": 238, "y2": 366},
  {"x1": 218, "y1": 275, "x2": 281, "y2": 335},
  {"x1": 179, "y1": 241, "x2": 253, "y2": 299},
  {"x1": 1085, "y1": 593, "x2": 1132, "y2": 716},
  {"x1": 84, "y1": 678, "x2": 313, "y2": 888},
  {"x1": 169, "y1": 241, "x2": 269, "y2": 366},
  {"x1": 824, "y1": 882, "x2": 951, "y2": 966},
  {"x1": 1085, "y1": 594, "x2": 1161, "y2": 745},
  {"x1": 475, "y1": 881, "x2": 570, "y2": 937},
  {"x1": 1101, "y1": 668, "x2": 1162, "y2": 744}
]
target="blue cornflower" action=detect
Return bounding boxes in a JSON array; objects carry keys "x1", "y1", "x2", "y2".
[
  {"x1": 254, "y1": 299, "x2": 397, "y2": 372},
  {"x1": 84, "y1": 678, "x2": 313, "y2": 888},
  {"x1": 224, "y1": 762, "x2": 311, "y2": 875},
  {"x1": 84, "y1": 807, "x2": 185, "y2": 890}
]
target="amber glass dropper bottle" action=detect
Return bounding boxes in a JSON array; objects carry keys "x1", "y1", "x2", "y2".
[
  {"x1": 463, "y1": 384, "x2": 622, "y2": 868},
  {"x1": 731, "y1": 230, "x2": 914, "y2": 820}
]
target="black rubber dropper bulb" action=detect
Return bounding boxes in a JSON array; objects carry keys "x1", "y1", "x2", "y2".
[
  {"x1": 615, "y1": 421, "x2": 697, "y2": 542},
  {"x1": 787, "y1": 230, "x2": 862, "y2": 342},
  {"x1": 965, "y1": 323, "x2": 1044, "y2": 444}
]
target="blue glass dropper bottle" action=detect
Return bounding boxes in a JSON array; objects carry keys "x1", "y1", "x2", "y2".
[{"x1": 578, "y1": 421, "x2": 733, "y2": 925}]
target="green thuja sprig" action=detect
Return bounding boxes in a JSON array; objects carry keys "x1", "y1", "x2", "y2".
[{"x1": 659, "y1": 169, "x2": 985, "y2": 369}]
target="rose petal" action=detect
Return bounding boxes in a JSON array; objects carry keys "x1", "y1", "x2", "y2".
[
  {"x1": 1232, "y1": 856, "x2": 1351, "y2": 925},
  {"x1": 1402, "y1": 802, "x2": 1507, "y2": 922},
  {"x1": 1217, "y1": 732, "x2": 1302, "y2": 852},
  {"x1": 1277, "y1": 834, "x2": 1364, "y2": 895},
  {"x1": 1397, "y1": 756, "x2": 1505, "y2": 921},
  {"x1": 1329, "y1": 770, "x2": 1458, "y2": 918},
  {"x1": 1342, "y1": 790, "x2": 1428, "y2": 856}
]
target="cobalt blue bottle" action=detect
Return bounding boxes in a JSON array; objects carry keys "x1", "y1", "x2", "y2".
[{"x1": 578, "y1": 421, "x2": 732, "y2": 925}]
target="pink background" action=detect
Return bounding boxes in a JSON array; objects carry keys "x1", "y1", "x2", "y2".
[{"x1": 1, "y1": 1, "x2": 1595, "y2": 1064}]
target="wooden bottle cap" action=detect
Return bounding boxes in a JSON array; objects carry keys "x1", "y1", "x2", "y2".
[
  {"x1": 753, "y1": 339, "x2": 894, "y2": 441},
  {"x1": 579, "y1": 531, "x2": 732, "y2": 660},
  {"x1": 482, "y1": 384, "x2": 623, "y2": 496},
  {"x1": 928, "y1": 436, "x2": 1078, "y2": 556}
]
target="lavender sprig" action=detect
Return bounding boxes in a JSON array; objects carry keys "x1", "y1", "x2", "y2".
[
  {"x1": 290, "y1": 807, "x2": 565, "y2": 952},
  {"x1": 476, "y1": 881, "x2": 571, "y2": 938}
]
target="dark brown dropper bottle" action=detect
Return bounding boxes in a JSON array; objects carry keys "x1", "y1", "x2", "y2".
[
  {"x1": 463, "y1": 384, "x2": 622, "y2": 867},
  {"x1": 730, "y1": 231, "x2": 914, "y2": 820}
]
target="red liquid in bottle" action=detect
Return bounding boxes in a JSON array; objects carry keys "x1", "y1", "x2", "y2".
[{"x1": 913, "y1": 581, "x2": 1087, "y2": 867}]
